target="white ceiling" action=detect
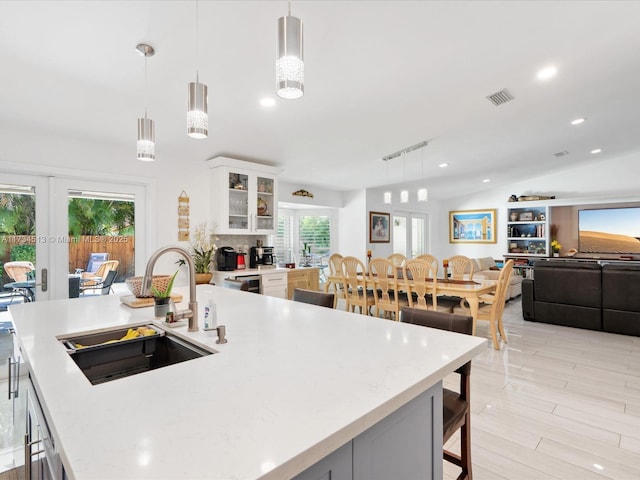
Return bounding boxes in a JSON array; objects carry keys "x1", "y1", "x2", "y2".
[{"x1": 1, "y1": 1, "x2": 639, "y2": 199}]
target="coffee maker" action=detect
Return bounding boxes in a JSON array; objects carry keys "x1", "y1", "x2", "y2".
[
  {"x1": 249, "y1": 240, "x2": 274, "y2": 268},
  {"x1": 216, "y1": 246, "x2": 238, "y2": 271}
]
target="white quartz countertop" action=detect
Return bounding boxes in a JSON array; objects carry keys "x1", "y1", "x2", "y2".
[{"x1": 10, "y1": 285, "x2": 485, "y2": 480}]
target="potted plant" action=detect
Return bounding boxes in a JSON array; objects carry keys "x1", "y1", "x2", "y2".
[
  {"x1": 151, "y1": 270, "x2": 179, "y2": 317},
  {"x1": 551, "y1": 240, "x2": 562, "y2": 257},
  {"x1": 180, "y1": 222, "x2": 217, "y2": 284}
]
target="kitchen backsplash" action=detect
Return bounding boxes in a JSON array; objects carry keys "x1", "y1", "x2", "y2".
[{"x1": 215, "y1": 234, "x2": 269, "y2": 253}]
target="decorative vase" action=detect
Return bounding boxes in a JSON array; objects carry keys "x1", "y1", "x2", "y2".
[
  {"x1": 509, "y1": 212, "x2": 520, "y2": 222},
  {"x1": 195, "y1": 272, "x2": 213, "y2": 285},
  {"x1": 553, "y1": 252, "x2": 560, "y2": 257}
]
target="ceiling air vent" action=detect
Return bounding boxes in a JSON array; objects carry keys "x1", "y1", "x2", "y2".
[
  {"x1": 486, "y1": 89, "x2": 514, "y2": 106},
  {"x1": 553, "y1": 150, "x2": 570, "y2": 158}
]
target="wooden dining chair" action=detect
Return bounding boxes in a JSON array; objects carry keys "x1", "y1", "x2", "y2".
[
  {"x1": 402, "y1": 259, "x2": 453, "y2": 313},
  {"x1": 415, "y1": 254, "x2": 439, "y2": 275},
  {"x1": 324, "y1": 253, "x2": 345, "y2": 308},
  {"x1": 292, "y1": 288, "x2": 335, "y2": 308},
  {"x1": 341, "y1": 256, "x2": 374, "y2": 315},
  {"x1": 455, "y1": 259, "x2": 514, "y2": 349},
  {"x1": 387, "y1": 253, "x2": 406, "y2": 268},
  {"x1": 400, "y1": 308, "x2": 474, "y2": 480},
  {"x1": 447, "y1": 255, "x2": 474, "y2": 280},
  {"x1": 369, "y1": 257, "x2": 408, "y2": 320}
]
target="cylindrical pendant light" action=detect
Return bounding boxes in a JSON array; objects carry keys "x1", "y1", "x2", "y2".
[
  {"x1": 187, "y1": 75, "x2": 208, "y2": 138},
  {"x1": 187, "y1": 1, "x2": 208, "y2": 138},
  {"x1": 136, "y1": 43, "x2": 155, "y2": 162},
  {"x1": 277, "y1": 5, "x2": 304, "y2": 100},
  {"x1": 417, "y1": 146, "x2": 428, "y2": 202},
  {"x1": 400, "y1": 153, "x2": 408, "y2": 203},
  {"x1": 137, "y1": 116, "x2": 155, "y2": 161}
]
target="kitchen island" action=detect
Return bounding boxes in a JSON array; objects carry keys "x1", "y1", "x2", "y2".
[{"x1": 10, "y1": 285, "x2": 485, "y2": 479}]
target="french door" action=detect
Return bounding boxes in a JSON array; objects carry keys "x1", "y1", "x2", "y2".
[
  {"x1": 1, "y1": 174, "x2": 147, "y2": 301},
  {"x1": 392, "y1": 212, "x2": 427, "y2": 258},
  {"x1": 1, "y1": 174, "x2": 51, "y2": 302}
]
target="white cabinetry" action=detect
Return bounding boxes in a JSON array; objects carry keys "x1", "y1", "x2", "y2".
[
  {"x1": 208, "y1": 157, "x2": 278, "y2": 235},
  {"x1": 261, "y1": 271, "x2": 288, "y2": 298},
  {"x1": 505, "y1": 204, "x2": 550, "y2": 257}
]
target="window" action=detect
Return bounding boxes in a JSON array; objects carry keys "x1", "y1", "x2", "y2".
[{"x1": 271, "y1": 208, "x2": 335, "y2": 266}]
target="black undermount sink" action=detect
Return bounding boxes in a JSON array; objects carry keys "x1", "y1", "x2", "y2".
[{"x1": 61, "y1": 325, "x2": 213, "y2": 385}]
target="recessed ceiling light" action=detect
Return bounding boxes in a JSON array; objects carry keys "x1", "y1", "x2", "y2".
[
  {"x1": 537, "y1": 65, "x2": 557, "y2": 80},
  {"x1": 571, "y1": 118, "x2": 585, "y2": 125},
  {"x1": 438, "y1": 162, "x2": 448, "y2": 168},
  {"x1": 482, "y1": 178, "x2": 491, "y2": 183},
  {"x1": 591, "y1": 148, "x2": 602, "y2": 154},
  {"x1": 260, "y1": 97, "x2": 276, "y2": 107}
]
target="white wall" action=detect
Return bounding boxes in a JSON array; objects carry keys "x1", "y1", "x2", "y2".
[
  {"x1": 338, "y1": 189, "x2": 367, "y2": 257},
  {"x1": 440, "y1": 151, "x2": 640, "y2": 259}
]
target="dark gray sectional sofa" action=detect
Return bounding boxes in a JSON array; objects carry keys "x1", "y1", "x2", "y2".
[{"x1": 522, "y1": 260, "x2": 640, "y2": 336}]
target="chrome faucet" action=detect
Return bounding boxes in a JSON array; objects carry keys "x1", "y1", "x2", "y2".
[{"x1": 141, "y1": 246, "x2": 199, "y2": 332}]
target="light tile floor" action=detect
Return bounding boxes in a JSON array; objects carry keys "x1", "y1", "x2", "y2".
[{"x1": 442, "y1": 299, "x2": 640, "y2": 480}]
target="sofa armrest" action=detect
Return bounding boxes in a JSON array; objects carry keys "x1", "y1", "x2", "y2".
[{"x1": 522, "y1": 278, "x2": 535, "y2": 320}]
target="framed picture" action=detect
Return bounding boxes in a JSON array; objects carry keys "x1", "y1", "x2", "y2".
[
  {"x1": 449, "y1": 209, "x2": 497, "y2": 243},
  {"x1": 369, "y1": 211, "x2": 391, "y2": 243},
  {"x1": 519, "y1": 211, "x2": 534, "y2": 221}
]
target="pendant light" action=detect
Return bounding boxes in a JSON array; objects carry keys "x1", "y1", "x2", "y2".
[
  {"x1": 277, "y1": 1, "x2": 304, "y2": 99},
  {"x1": 417, "y1": 145, "x2": 428, "y2": 202},
  {"x1": 136, "y1": 44, "x2": 155, "y2": 162},
  {"x1": 383, "y1": 160, "x2": 392, "y2": 204},
  {"x1": 400, "y1": 152, "x2": 409, "y2": 203},
  {"x1": 187, "y1": 0, "x2": 208, "y2": 139}
]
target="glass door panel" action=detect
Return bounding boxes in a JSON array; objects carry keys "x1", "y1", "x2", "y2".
[
  {"x1": 256, "y1": 176, "x2": 275, "y2": 231},
  {"x1": 1, "y1": 175, "x2": 49, "y2": 303},
  {"x1": 228, "y1": 171, "x2": 249, "y2": 231},
  {"x1": 392, "y1": 215, "x2": 407, "y2": 257}
]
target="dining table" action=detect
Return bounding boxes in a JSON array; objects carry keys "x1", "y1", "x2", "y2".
[{"x1": 325, "y1": 272, "x2": 497, "y2": 338}]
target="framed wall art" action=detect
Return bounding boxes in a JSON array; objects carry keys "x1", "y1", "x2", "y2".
[
  {"x1": 449, "y1": 209, "x2": 497, "y2": 244},
  {"x1": 369, "y1": 211, "x2": 390, "y2": 243}
]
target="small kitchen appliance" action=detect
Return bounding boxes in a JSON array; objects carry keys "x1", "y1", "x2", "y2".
[
  {"x1": 216, "y1": 246, "x2": 238, "y2": 271},
  {"x1": 249, "y1": 246, "x2": 275, "y2": 268}
]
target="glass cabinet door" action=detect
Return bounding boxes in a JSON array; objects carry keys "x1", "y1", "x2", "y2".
[
  {"x1": 227, "y1": 171, "x2": 249, "y2": 231},
  {"x1": 255, "y1": 175, "x2": 275, "y2": 232}
]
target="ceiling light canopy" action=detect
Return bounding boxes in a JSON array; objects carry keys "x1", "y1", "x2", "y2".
[
  {"x1": 277, "y1": 2, "x2": 304, "y2": 99},
  {"x1": 136, "y1": 43, "x2": 155, "y2": 162},
  {"x1": 260, "y1": 97, "x2": 276, "y2": 107}
]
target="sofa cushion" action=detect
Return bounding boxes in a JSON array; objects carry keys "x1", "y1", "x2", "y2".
[
  {"x1": 602, "y1": 264, "x2": 640, "y2": 335},
  {"x1": 533, "y1": 261, "x2": 601, "y2": 308},
  {"x1": 476, "y1": 257, "x2": 497, "y2": 271}
]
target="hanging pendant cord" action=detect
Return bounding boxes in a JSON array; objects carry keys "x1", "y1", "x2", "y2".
[
  {"x1": 288, "y1": 0, "x2": 291, "y2": 16},
  {"x1": 144, "y1": 54, "x2": 148, "y2": 119},
  {"x1": 196, "y1": 0, "x2": 200, "y2": 75}
]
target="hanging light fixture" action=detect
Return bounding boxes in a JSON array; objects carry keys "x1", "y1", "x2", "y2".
[
  {"x1": 400, "y1": 152, "x2": 409, "y2": 203},
  {"x1": 382, "y1": 140, "x2": 428, "y2": 204},
  {"x1": 136, "y1": 43, "x2": 155, "y2": 161},
  {"x1": 187, "y1": 0, "x2": 208, "y2": 139},
  {"x1": 277, "y1": 1, "x2": 304, "y2": 99},
  {"x1": 417, "y1": 145, "x2": 428, "y2": 202},
  {"x1": 383, "y1": 160, "x2": 392, "y2": 204}
]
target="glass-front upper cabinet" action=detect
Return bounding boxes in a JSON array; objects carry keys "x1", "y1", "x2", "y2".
[{"x1": 209, "y1": 157, "x2": 278, "y2": 235}]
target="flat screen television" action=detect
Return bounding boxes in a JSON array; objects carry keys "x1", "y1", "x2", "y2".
[{"x1": 578, "y1": 207, "x2": 640, "y2": 254}]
